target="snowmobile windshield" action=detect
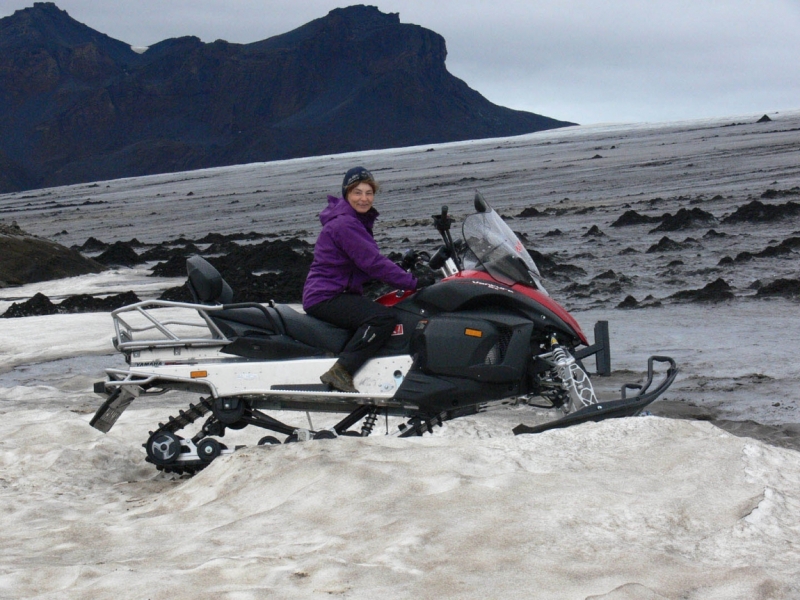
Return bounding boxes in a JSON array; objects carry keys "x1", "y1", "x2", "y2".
[{"x1": 462, "y1": 205, "x2": 547, "y2": 294}]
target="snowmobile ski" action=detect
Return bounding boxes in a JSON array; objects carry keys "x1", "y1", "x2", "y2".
[{"x1": 513, "y1": 356, "x2": 678, "y2": 435}]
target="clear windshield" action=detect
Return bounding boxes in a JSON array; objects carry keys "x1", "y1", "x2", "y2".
[{"x1": 462, "y1": 203, "x2": 547, "y2": 294}]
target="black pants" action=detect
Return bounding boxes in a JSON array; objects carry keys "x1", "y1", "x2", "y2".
[{"x1": 305, "y1": 293, "x2": 397, "y2": 375}]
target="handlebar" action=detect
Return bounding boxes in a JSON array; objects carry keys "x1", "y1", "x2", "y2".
[{"x1": 432, "y1": 205, "x2": 454, "y2": 234}]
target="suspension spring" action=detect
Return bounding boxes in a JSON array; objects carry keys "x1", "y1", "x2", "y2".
[
  {"x1": 360, "y1": 407, "x2": 379, "y2": 437},
  {"x1": 552, "y1": 344, "x2": 568, "y2": 365},
  {"x1": 550, "y1": 340, "x2": 598, "y2": 412}
]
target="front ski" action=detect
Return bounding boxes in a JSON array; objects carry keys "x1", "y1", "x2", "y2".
[{"x1": 513, "y1": 355, "x2": 678, "y2": 435}]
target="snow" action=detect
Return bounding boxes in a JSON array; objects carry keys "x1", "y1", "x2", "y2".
[
  {"x1": 1, "y1": 111, "x2": 800, "y2": 598},
  {"x1": 0, "y1": 265, "x2": 184, "y2": 315}
]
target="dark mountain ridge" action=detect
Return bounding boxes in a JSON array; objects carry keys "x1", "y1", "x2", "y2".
[{"x1": 0, "y1": 3, "x2": 575, "y2": 193}]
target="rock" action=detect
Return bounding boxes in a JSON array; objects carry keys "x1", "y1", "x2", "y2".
[
  {"x1": 203, "y1": 240, "x2": 242, "y2": 255},
  {"x1": 610, "y1": 210, "x2": 661, "y2": 227},
  {"x1": 646, "y1": 236, "x2": 684, "y2": 253},
  {"x1": 582, "y1": 225, "x2": 606, "y2": 237},
  {"x1": 153, "y1": 237, "x2": 315, "y2": 302},
  {"x1": 617, "y1": 295, "x2": 639, "y2": 309},
  {"x1": 1, "y1": 226, "x2": 105, "y2": 287},
  {"x1": 722, "y1": 199, "x2": 800, "y2": 224},
  {"x1": 138, "y1": 243, "x2": 202, "y2": 262},
  {"x1": 1, "y1": 292, "x2": 59, "y2": 318},
  {"x1": 57, "y1": 291, "x2": 140, "y2": 313},
  {"x1": 94, "y1": 241, "x2": 143, "y2": 267},
  {"x1": 75, "y1": 236, "x2": 109, "y2": 252},
  {"x1": 516, "y1": 207, "x2": 543, "y2": 218},
  {"x1": 526, "y1": 248, "x2": 586, "y2": 280},
  {"x1": 0, "y1": 221, "x2": 24, "y2": 236},
  {"x1": 756, "y1": 278, "x2": 800, "y2": 299},
  {"x1": 1, "y1": 290, "x2": 140, "y2": 318},
  {"x1": 159, "y1": 283, "x2": 193, "y2": 303},
  {"x1": 670, "y1": 278, "x2": 734, "y2": 303},
  {"x1": 196, "y1": 231, "x2": 266, "y2": 244},
  {"x1": 731, "y1": 237, "x2": 800, "y2": 263},
  {"x1": 649, "y1": 207, "x2": 716, "y2": 233},
  {"x1": 760, "y1": 188, "x2": 800, "y2": 199},
  {"x1": 757, "y1": 114, "x2": 772, "y2": 123},
  {"x1": 205, "y1": 237, "x2": 314, "y2": 275},
  {"x1": 593, "y1": 270, "x2": 617, "y2": 280},
  {"x1": 546, "y1": 263, "x2": 587, "y2": 280},
  {"x1": 150, "y1": 254, "x2": 189, "y2": 277}
]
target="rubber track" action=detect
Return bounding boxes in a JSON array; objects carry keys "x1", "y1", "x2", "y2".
[{"x1": 144, "y1": 398, "x2": 214, "y2": 475}]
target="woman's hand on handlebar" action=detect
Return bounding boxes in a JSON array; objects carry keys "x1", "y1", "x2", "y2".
[{"x1": 400, "y1": 249, "x2": 431, "y2": 271}]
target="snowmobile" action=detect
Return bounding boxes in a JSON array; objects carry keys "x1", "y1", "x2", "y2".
[{"x1": 91, "y1": 192, "x2": 677, "y2": 474}]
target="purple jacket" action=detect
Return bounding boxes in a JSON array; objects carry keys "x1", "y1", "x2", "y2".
[{"x1": 303, "y1": 196, "x2": 417, "y2": 310}]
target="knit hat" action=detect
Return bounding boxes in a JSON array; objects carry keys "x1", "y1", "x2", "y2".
[{"x1": 342, "y1": 166, "x2": 376, "y2": 199}]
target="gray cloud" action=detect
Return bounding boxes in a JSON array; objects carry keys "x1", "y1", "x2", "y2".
[{"x1": 2, "y1": 0, "x2": 798, "y2": 123}]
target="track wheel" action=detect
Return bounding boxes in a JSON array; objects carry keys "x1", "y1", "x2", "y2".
[
  {"x1": 257, "y1": 435, "x2": 281, "y2": 446},
  {"x1": 197, "y1": 438, "x2": 222, "y2": 463},
  {"x1": 213, "y1": 397, "x2": 246, "y2": 425},
  {"x1": 284, "y1": 433, "x2": 298, "y2": 444},
  {"x1": 146, "y1": 431, "x2": 182, "y2": 466},
  {"x1": 312, "y1": 430, "x2": 337, "y2": 440}
]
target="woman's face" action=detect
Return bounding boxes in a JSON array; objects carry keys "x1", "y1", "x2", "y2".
[{"x1": 346, "y1": 182, "x2": 375, "y2": 214}]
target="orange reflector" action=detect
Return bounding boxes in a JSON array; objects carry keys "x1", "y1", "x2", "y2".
[
  {"x1": 464, "y1": 328, "x2": 483, "y2": 338},
  {"x1": 190, "y1": 370, "x2": 208, "y2": 378}
]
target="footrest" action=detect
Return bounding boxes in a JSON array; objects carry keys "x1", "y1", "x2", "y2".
[{"x1": 271, "y1": 384, "x2": 330, "y2": 392}]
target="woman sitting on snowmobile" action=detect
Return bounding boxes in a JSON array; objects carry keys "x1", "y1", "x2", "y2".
[{"x1": 302, "y1": 166, "x2": 423, "y2": 393}]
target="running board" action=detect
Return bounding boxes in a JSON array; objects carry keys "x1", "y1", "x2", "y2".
[
  {"x1": 513, "y1": 356, "x2": 678, "y2": 435},
  {"x1": 271, "y1": 384, "x2": 331, "y2": 392}
]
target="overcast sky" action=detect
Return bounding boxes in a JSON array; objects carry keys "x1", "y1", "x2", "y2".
[{"x1": 2, "y1": 0, "x2": 798, "y2": 124}]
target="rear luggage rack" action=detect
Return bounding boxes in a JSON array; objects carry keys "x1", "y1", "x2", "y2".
[{"x1": 111, "y1": 299, "x2": 233, "y2": 352}]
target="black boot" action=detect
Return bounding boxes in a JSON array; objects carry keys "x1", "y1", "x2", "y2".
[{"x1": 320, "y1": 362, "x2": 358, "y2": 393}]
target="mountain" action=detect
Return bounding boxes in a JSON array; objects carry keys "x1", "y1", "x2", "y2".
[{"x1": 0, "y1": 3, "x2": 575, "y2": 192}]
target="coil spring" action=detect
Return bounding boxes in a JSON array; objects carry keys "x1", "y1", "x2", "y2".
[
  {"x1": 360, "y1": 408, "x2": 379, "y2": 437},
  {"x1": 552, "y1": 345, "x2": 568, "y2": 365}
]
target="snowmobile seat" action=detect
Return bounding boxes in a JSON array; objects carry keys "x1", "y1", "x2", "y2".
[
  {"x1": 187, "y1": 255, "x2": 233, "y2": 305},
  {"x1": 185, "y1": 255, "x2": 350, "y2": 354},
  {"x1": 186, "y1": 255, "x2": 280, "y2": 336},
  {"x1": 273, "y1": 304, "x2": 350, "y2": 354}
]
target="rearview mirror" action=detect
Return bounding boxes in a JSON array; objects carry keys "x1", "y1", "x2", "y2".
[{"x1": 474, "y1": 191, "x2": 488, "y2": 213}]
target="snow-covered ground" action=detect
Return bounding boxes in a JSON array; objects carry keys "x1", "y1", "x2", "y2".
[{"x1": 1, "y1": 111, "x2": 800, "y2": 598}]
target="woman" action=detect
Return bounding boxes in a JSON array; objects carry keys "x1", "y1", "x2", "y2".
[{"x1": 303, "y1": 166, "x2": 419, "y2": 393}]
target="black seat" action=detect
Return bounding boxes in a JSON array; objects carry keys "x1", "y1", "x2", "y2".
[
  {"x1": 187, "y1": 255, "x2": 279, "y2": 336},
  {"x1": 274, "y1": 304, "x2": 350, "y2": 354},
  {"x1": 185, "y1": 256, "x2": 350, "y2": 354},
  {"x1": 187, "y1": 255, "x2": 233, "y2": 305}
]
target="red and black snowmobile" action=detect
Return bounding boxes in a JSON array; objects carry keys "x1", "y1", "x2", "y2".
[{"x1": 91, "y1": 192, "x2": 677, "y2": 474}]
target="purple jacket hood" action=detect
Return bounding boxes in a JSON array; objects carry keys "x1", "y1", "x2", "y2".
[{"x1": 302, "y1": 196, "x2": 417, "y2": 310}]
